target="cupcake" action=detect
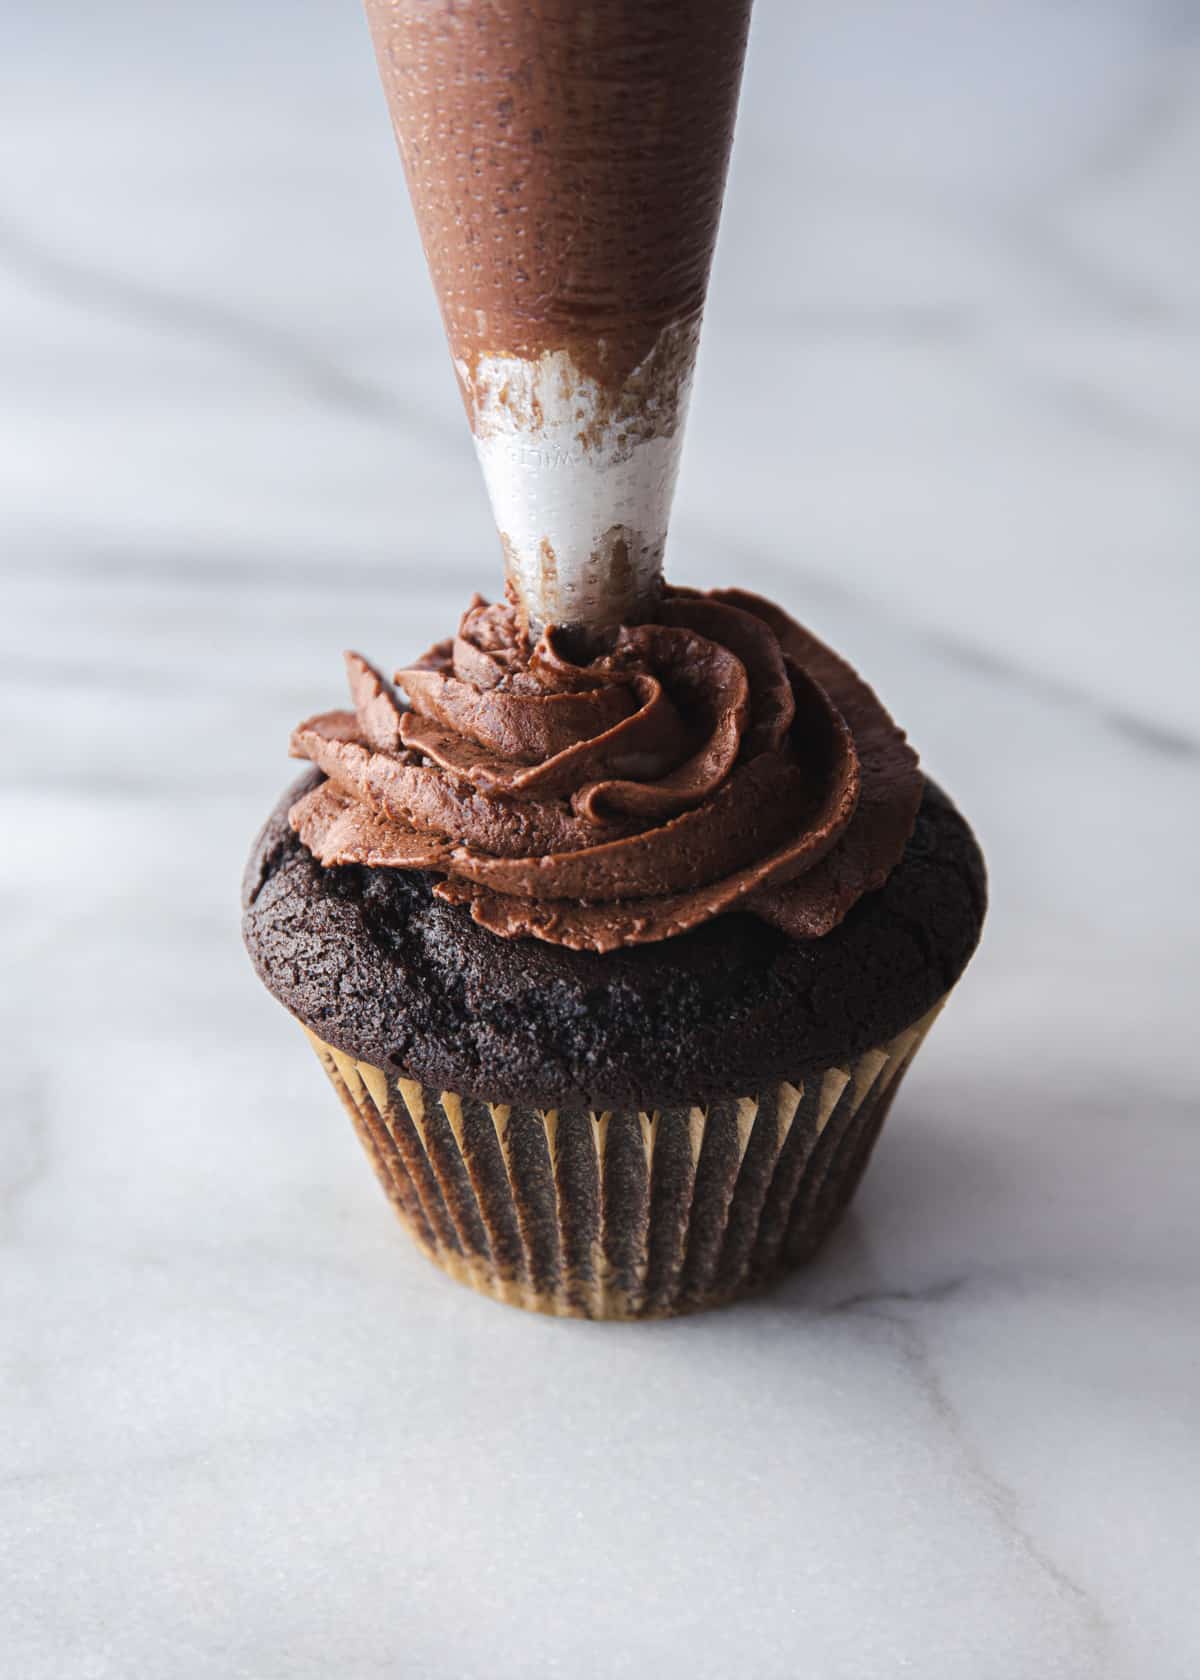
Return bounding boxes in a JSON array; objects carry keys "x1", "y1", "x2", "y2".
[
  {"x1": 242, "y1": 0, "x2": 985, "y2": 1316},
  {"x1": 242, "y1": 587, "x2": 985, "y2": 1317}
]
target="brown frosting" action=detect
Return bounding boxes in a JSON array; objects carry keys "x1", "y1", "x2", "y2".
[
  {"x1": 364, "y1": 0, "x2": 753, "y2": 391},
  {"x1": 287, "y1": 590, "x2": 923, "y2": 954}
]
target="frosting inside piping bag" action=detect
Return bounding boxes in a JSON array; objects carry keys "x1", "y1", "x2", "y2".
[{"x1": 288, "y1": 588, "x2": 922, "y2": 953}]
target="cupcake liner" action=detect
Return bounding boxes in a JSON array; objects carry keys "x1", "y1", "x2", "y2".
[{"x1": 304, "y1": 996, "x2": 946, "y2": 1319}]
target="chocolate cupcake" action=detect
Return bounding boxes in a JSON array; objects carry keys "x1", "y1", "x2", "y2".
[{"x1": 242, "y1": 588, "x2": 985, "y2": 1317}]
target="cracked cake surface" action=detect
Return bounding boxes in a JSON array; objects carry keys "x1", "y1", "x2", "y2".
[{"x1": 243, "y1": 772, "x2": 986, "y2": 1109}]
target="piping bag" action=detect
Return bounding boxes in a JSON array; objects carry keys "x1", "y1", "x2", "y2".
[{"x1": 365, "y1": 0, "x2": 753, "y2": 641}]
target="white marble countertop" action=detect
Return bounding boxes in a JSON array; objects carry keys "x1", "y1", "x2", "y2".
[{"x1": 4, "y1": 3, "x2": 1199, "y2": 1675}]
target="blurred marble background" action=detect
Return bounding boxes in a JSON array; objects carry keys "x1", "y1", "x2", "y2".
[{"x1": 3, "y1": 2, "x2": 1198, "y2": 1676}]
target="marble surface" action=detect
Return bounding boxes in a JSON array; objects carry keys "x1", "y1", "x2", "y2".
[{"x1": 4, "y1": 2, "x2": 1199, "y2": 1675}]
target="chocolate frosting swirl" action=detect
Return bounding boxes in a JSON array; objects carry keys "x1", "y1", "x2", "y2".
[{"x1": 288, "y1": 589, "x2": 922, "y2": 953}]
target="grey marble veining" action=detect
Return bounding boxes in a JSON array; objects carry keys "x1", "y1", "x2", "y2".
[{"x1": 3, "y1": 3, "x2": 1199, "y2": 1677}]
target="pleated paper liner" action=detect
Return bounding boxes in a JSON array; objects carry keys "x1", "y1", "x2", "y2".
[{"x1": 304, "y1": 996, "x2": 946, "y2": 1319}]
